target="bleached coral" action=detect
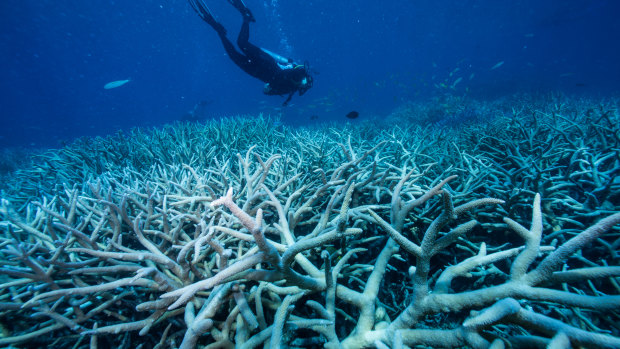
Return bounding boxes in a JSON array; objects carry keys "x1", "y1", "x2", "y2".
[{"x1": 1, "y1": 96, "x2": 619, "y2": 348}]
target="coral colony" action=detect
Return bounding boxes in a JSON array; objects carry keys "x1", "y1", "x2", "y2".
[{"x1": 1, "y1": 95, "x2": 619, "y2": 348}]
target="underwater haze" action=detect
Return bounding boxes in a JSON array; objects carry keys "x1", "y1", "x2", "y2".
[
  {"x1": 2, "y1": 1, "x2": 620, "y2": 348},
  {"x1": 1, "y1": 0, "x2": 619, "y2": 148}
]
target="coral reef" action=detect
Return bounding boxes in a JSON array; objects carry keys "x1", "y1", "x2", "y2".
[
  {"x1": 0, "y1": 147, "x2": 39, "y2": 194},
  {"x1": 1, "y1": 95, "x2": 619, "y2": 348}
]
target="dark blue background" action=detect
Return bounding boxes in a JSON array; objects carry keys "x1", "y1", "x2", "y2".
[{"x1": 1, "y1": 0, "x2": 618, "y2": 148}]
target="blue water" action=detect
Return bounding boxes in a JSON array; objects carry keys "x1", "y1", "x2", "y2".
[{"x1": 1, "y1": 0, "x2": 618, "y2": 148}]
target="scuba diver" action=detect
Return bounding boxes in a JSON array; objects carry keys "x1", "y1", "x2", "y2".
[{"x1": 188, "y1": 0, "x2": 313, "y2": 106}]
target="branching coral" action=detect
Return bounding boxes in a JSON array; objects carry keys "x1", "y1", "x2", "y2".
[{"x1": 1, "y1": 96, "x2": 619, "y2": 348}]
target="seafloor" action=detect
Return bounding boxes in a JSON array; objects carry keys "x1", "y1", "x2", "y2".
[{"x1": 0, "y1": 94, "x2": 619, "y2": 348}]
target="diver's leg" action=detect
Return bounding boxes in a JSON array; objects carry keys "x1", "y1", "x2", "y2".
[
  {"x1": 236, "y1": 19, "x2": 268, "y2": 60},
  {"x1": 226, "y1": 0, "x2": 255, "y2": 22},
  {"x1": 235, "y1": 20, "x2": 279, "y2": 81},
  {"x1": 236, "y1": 19, "x2": 251, "y2": 52},
  {"x1": 217, "y1": 32, "x2": 251, "y2": 70},
  {"x1": 188, "y1": 0, "x2": 226, "y2": 35},
  {"x1": 188, "y1": 1, "x2": 252, "y2": 73},
  {"x1": 236, "y1": 19, "x2": 271, "y2": 61}
]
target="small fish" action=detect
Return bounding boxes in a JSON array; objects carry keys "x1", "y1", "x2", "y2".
[
  {"x1": 310, "y1": 115, "x2": 319, "y2": 120},
  {"x1": 346, "y1": 111, "x2": 359, "y2": 119},
  {"x1": 104, "y1": 79, "x2": 131, "y2": 89},
  {"x1": 450, "y1": 77, "x2": 463, "y2": 89},
  {"x1": 490, "y1": 61, "x2": 504, "y2": 70}
]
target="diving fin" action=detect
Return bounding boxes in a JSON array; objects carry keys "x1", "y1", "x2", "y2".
[
  {"x1": 226, "y1": 0, "x2": 256, "y2": 22},
  {"x1": 188, "y1": 0, "x2": 227, "y2": 35}
]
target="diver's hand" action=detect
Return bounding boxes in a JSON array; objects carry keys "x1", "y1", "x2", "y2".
[{"x1": 283, "y1": 92, "x2": 294, "y2": 106}]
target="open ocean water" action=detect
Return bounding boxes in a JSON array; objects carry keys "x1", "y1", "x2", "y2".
[{"x1": 1, "y1": 0, "x2": 619, "y2": 150}]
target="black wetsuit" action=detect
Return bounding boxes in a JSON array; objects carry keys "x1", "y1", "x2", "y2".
[
  {"x1": 189, "y1": 0, "x2": 312, "y2": 105},
  {"x1": 217, "y1": 20, "x2": 308, "y2": 97}
]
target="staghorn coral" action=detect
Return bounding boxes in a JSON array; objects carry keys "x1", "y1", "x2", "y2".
[{"x1": 0, "y1": 96, "x2": 619, "y2": 348}]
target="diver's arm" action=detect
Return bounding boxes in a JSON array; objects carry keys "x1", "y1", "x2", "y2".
[{"x1": 283, "y1": 92, "x2": 294, "y2": 106}]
